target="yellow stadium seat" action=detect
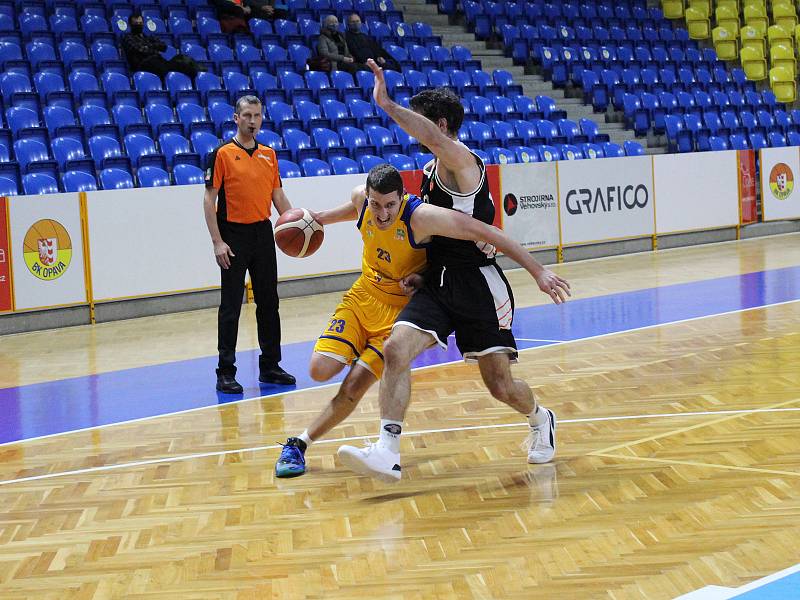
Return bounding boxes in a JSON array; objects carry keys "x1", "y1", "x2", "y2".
[
  {"x1": 770, "y1": 42, "x2": 796, "y2": 73},
  {"x1": 717, "y1": 0, "x2": 738, "y2": 11},
  {"x1": 716, "y1": 5, "x2": 740, "y2": 35},
  {"x1": 768, "y1": 24, "x2": 793, "y2": 47},
  {"x1": 740, "y1": 24, "x2": 767, "y2": 54},
  {"x1": 741, "y1": 45, "x2": 769, "y2": 79},
  {"x1": 685, "y1": 7, "x2": 711, "y2": 38},
  {"x1": 770, "y1": 66, "x2": 796, "y2": 102},
  {"x1": 689, "y1": 0, "x2": 711, "y2": 13},
  {"x1": 713, "y1": 27, "x2": 739, "y2": 59},
  {"x1": 773, "y1": 4, "x2": 798, "y2": 32},
  {"x1": 743, "y1": 0, "x2": 765, "y2": 10},
  {"x1": 662, "y1": 0, "x2": 684, "y2": 19},
  {"x1": 795, "y1": 23, "x2": 800, "y2": 53},
  {"x1": 744, "y1": 4, "x2": 769, "y2": 31}
]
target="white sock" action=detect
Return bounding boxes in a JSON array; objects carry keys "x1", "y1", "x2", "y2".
[
  {"x1": 528, "y1": 405, "x2": 548, "y2": 428},
  {"x1": 298, "y1": 430, "x2": 313, "y2": 448},
  {"x1": 379, "y1": 419, "x2": 402, "y2": 453}
]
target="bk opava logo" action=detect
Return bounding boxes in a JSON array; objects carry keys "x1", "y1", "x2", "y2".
[
  {"x1": 769, "y1": 163, "x2": 794, "y2": 201},
  {"x1": 23, "y1": 219, "x2": 72, "y2": 281}
]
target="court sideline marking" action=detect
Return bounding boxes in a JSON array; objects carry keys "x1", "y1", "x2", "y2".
[
  {"x1": 1, "y1": 405, "x2": 799, "y2": 487},
  {"x1": 1, "y1": 296, "x2": 798, "y2": 450}
]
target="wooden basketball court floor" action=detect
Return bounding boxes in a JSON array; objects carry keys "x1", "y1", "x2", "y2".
[{"x1": 1, "y1": 234, "x2": 799, "y2": 599}]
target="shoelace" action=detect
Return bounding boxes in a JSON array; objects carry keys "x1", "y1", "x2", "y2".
[
  {"x1": 521, "y1": 429, "x2": 541, "y2": 452},
  {"x1": 277, "y1": 442, "x2": 303, "y2": 463}
]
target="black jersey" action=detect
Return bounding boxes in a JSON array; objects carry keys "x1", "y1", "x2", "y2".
[{"x1": 420, "y1": 151, "x2": 495, "y2": 267}]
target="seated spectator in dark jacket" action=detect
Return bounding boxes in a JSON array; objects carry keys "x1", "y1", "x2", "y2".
[
  {"x1": 121, "y1": 14, "x2": 203, "y2": 79},
  {"x1": 317, "y1": 15, "x2": 370, "y2": 75},
  {"x1": 344, "y1": 14, "x2": 401, "y2": 72}
]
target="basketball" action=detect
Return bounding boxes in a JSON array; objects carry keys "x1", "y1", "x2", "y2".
[{"x1": 274, "y1": 208, "x2": 324, "y2": 258}]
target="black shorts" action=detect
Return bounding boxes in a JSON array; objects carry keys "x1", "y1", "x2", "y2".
[{"x1": 395, "y1": 262, "x2": 518, "y2": 361}]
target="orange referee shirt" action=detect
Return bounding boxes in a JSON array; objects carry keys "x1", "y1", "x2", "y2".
[{"x1": 205, "y1": 139, "x2": 282, "y2": 224}]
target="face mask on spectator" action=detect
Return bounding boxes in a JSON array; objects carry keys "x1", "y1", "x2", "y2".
[
  {"x1": 131, "y1": 21, "x2": 143, "y2": 33},
  {"x1": 348, "y1": 22, "x2": 360, "y2": 33}
]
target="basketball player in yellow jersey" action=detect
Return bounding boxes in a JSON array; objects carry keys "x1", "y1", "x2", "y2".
[{"x1": 274, "y1": 165, "x2": 428, "y2": 477}]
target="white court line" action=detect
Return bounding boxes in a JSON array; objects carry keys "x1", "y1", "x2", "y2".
[
  {"x1": 1, "y1": 297, "x2": 799, "y2": 450},
  {"x1": 2, "y1": 406, "x2": 799, "y2": 487}
]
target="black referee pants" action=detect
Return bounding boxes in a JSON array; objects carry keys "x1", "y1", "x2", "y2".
[{"x1": 217, "y1": 219, "x2": 281, "y2": 377}]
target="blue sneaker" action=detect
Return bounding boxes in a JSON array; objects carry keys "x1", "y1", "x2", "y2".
[{"x1": 275, "y1": 437, "x2": 307, "y2": 478}]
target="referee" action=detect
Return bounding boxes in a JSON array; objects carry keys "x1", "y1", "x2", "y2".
[{"x1": 203, "y1": 95, "x2": 296, "y2": 393}]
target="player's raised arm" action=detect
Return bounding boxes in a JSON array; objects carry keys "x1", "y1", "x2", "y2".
[
  {"x1": 411, "y1": 203, "x2": 571, "y2": 304},
  {"x1": 367, "y1": 59, "x2": 475, "y2": 176}
]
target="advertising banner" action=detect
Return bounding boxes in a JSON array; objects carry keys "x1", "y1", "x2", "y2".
[
  {"x1": 87, "y1": 186, "x2": 220, "y2": 301},
  {"x1": 498, "y1": 162, "x2": 559, "y2": 249},
  {"x1": 8, "y1": 193, "x2": 87, "y2": 311},
  {"x1": 557, "y1": 155, "x2": 655, "y2": 246},
  {"x1": 0, "y1": 197, "x2": 12, "y2": 312},
  {"x1": 653, "y1": 150, "x2": 740, "y2": 234},
  {"x1": 760, "y1": 147, "x2": 800, "y2": 221}
]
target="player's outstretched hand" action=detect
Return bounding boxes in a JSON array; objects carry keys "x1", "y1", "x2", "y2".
[
  {"x1": 399, "y1": 273, "x2": 424, "y2": 296},
  {"x1": 367, "y1": 58, "x2": 390, "y2": 108},
  {"x1": 535, "y1": 269, "x2": 571, "y2": 304}
]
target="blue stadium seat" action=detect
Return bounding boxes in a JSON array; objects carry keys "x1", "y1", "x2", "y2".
[
  {"x1": 305, "y1": 70, "x2": 336, "y2": 103},
  {"x1": 133, "y1": 71, "x2": 169, "y2": 105},
  {"x1": 51, "y1": 136, "x2": 93, "y2": 173},
  {"x1": 412, "y1": 151, "x2": 433, "y2": 169},
  {"x1": 123, "y1": 133, "x2": 165, "y2": 169},
  {"x1": 623, "y1": 140, "x2": 645, "y2": 156},
  {"x1": 538, "y1": 145, "x2": 560, "y2": 162},
  {"x1": 34, "y1": 72, "x2": 72, "y2": 110},
  {"x1": 178, "y1": 103, "x2": 215, "y2": 137},
  {"x1": 1, "y1": 72, "x2": 38, "y2": 112},
  {"x1": 159, "y1": 132, "x2": 200, "y2": 168},
  {"x1": 43, "y1": 106, "x2": 83, "y2": 142},
  {"x1": 300, "y1": 157, "x2": 331, "y2": 177},
  {"x1": 267, "y1": 101, "x2": 301, "y2": 132},
  {"x1": 347, "y1": 98, "x2": 382, "y2": 128},
  {"x1": 223, "y1": 71, "x2": 256, "y2": 103},
  {"x1": 91, "y1": 41, "x2": 127, "y2": 74},
  {"x1": 173, "y1": 164, "x2": 205, "y2": 185},
  {"x1": 164, "y1": 72, "x2": 200, "y2": 105},
  {"x1": 62, "y1": 170, "x2": 98, "y2": 192},
  {"x1": 14, "y1": 138, "x2": 57, "y2": 175},
  {"x1": 78, "y1": 105, "x2": 117, "y2": 139},
  {"x1": 284, "y1": 127, "x2": 319, "y2": 162},
  {"x1": 209, "y1": 102, "x2": 236, "y2": 136},
  {"x1": 329, "y1": 155, "x2": 359, "y2": 175},
  {"x1": 69, "y1": 71, "x2": 106, "y2": 107},
  {"x1": 88, "y1": 135, "x2": 129, "y2": 170},
  {"x1": 311, "y1": 128, "x2": 345, "y2": 159},
  {"x1": 295, "y1": 100, "x2": 329, "y2": 131},
  {"x1": 99, "y1": 167, "x2": 134, "y2": 189},
  {"x1": 339, "y1": 126, "x2": 376, "y2": 158},
  {"x1": 137, "y1": 166, "x2": 171, "y2": 187},
  {"x1": 59, "y1": 41, "x2": 94, "y2": 74},
  {"x1": 22, "y1": 172, "x2": 59, "y2": 195},
  {"x1": 279, "y1": 159, "x2": 302, "y2": 178},
  {"x1": 113, "y1": 104, "x2": 150, "y2": 137},
  {"x1": 359, "y1": 154, "x2": 384, "y2": 172},
  {"x1": 364, "y1": 124, "x2": 401, "y2": 154},
  {"x1": 279, "y1": 71, "x2": 312, "y2": 103},
  {"x1": 191, "y1": 131, "x2": 221, "y2": 167},
  {"x1": 385, "y1": 152, "x2": 414, "y2": 171},
  {"x1": 145, "y1": 104, "x2": 182, "y2": 136},
  {"x1": 491, "y1": 147, "x2": 515, "y2": 164},
  {"x1": 512, "y1": 146, "x2": 539, "y2": 163},
  {"x1": 0, "y1": 173, "x2": 18, "y2": 195}
]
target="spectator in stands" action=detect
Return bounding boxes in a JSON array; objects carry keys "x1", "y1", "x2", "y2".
[
  {"x1": 246, "y1": 0, "x2": 289, "y2": 21},
  {"x1": 210, "y1": 0, "x2": 251, "y2": 33},
  {"x1": 345, "y1": 14, "x2": 400, "y2": 72},
  {"x1": 121, "y1": 14, "x2": 203, "y2": 79},
  {"x1": 317, "y1": 15, "x2": 370, "y2": 75}
]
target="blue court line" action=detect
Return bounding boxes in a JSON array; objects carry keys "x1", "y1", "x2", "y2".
[
  {"x1": 731, "y1": 568, "x2": 800, "y2": 599},
  {"x1": 0, "y1": 266, "x2": 798, "y2": 446}
]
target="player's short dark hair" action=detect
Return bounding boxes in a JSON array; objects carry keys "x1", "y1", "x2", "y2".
[
  {"x1": 234, "y1": 95, "x2": 262, "y2": 114},
  {"x1": 409, "y1": 87, "x2": 464, "y2": 136},
  {"x1": 366, "y1": 163, "x2": 404, "y2": 198}
]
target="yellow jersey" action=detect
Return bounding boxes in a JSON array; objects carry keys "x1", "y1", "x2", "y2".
[{"x1": 354, "y1": 193, "x2": 427, "y2": 306}]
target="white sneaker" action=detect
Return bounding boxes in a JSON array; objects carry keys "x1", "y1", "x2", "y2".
[
  {"x1": 525, "y1": 408, "x2": 556, "y2": 464},
  {"x1": 337, "y1": 442, "x2": 402, "y2": 483}
]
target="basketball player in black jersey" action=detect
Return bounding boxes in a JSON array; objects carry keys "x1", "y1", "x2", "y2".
[{"x1": 338, "y1": 59, "x2": 571, "y2": 482}]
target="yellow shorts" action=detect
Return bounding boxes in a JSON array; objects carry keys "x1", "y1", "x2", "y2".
[{"x1": 313, "y1": 285, "x2": 404, "y2": 378}]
